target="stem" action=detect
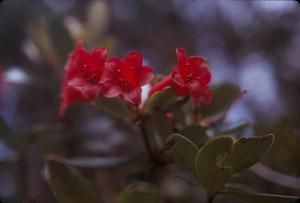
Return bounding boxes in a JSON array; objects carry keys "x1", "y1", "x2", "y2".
[
  {"x1": 139, "y1": 119, "x2": 157, "y2": 162},
  {"x1": 193, "y1": 107, "x2": 198, "y2": 124},
  {"x1": 16, "y1": 154, "x2": 29, "y2": 203}
]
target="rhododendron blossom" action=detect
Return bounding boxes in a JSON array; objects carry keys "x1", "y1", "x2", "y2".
[
  {"x1": 101, "y1": 51, "x2": 154, "y2": 106},
  {"x1": 150, "y1": 48, "x2": 212, "y2": 105},
  {"x1": 60, "y1": 42, "x2": 108, "y2": 116}
]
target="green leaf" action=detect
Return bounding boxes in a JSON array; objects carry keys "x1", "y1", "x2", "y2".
[
  {"x1": 224, "y1": 188, "x2": 300, "y2": 203},
  {"x1": 195, "y1": 136, "x2": 234, "y2": 195},
  {"x1": 202, "y1": 83, "x2": 240, "y2": 116},
  {"x1": 170, "y1": 134, "x2": 199, "y2": 174},
  {"x1": 95, "y1": 95, "x2": 134, "y2": 119},
  {"x1": 45, "y1": 156, "x2": 101, "y2": 203},
  {"x1": 116, "y1": 182, "x2": 162, "y2": 203},
  {"x1": 224, "y1": 134, "x2": 274, "y2": 174},
  {"x1": 178, "y1": 125, "x2": 208, "y2": 148},
  {"x1": 145, "y1": 88, "x2": 176, "y2": 114},
  {"x1": 217, "y1": 122, "x2": 249, "y2": 137}
]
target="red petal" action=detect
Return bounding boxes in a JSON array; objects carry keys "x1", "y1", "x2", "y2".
[
  {"x1": 149, "y1": 74, "x2": 173, "y2": 96},
  {"x1": 81, "y1": 83, "x2": 101, "y2": 100},
  {"x1": 101, "y1": 57, "x2": 123, "y2": 84},
  {"x1": 102, "y1": 85, "x2": 123, "y2": 98},
  {"x1": 203, "y1": 89, "x2": 212, "y2": 104},
  {"x1": 65, "y1": 42, "x2": 89, "y2": 71},
  {"x1": 189, "y1": 56, "x2": 205, "y2": 68},
  {"x1": 199, "y1": 69, "x2": 211, "y2": 86},
  {"x1": 176, "y1": 48, "x2": 188, "y2": 64},
  {"x1": 60, "y1": 84, "x2": 87, "y2": 117},
  {"x1": 125, "y1": 51, "x2": 143, "y2": 67},
  {"x1": 172, "y1": 83, "x2": 189, "y2": 96},
  {"x1": 122, "y1": 87, "x2": 141, "y2": 105},
  {"x1": 137, "y1": 66, "x2": 154, "y2": 86},
  {"x1": 187, "y1": 80, "x2": 203, "y2": 105},
  {"x1": 171, "y1": 68, "x2": 185, "y2": 87},
  {"x1": 91, "y1": 48, "x2": 108, "y2": 66}
]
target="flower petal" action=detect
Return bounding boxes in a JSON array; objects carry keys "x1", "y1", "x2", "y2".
[
  {"x1": 171, "y1": 68, "x2": 185, "y2": 86},
  {"x1": 101, "y1": 57, "x2": 123, "y2": 84},
  {"x1": 176, "y1": 48, "x2": 188, "y2": 68},
  {"x1": 60, "y1": 85, "x2": 87, "y2": 116},
  {"x1": 81, "y1": 83, "x2": 101, "y2": 101},
  {"x1": 122, "y1": 87, "x2": 141, "y2": 105},
  {"x1": 203, "y1": 89, "x2": 212, "y2": 104},
  {"x1": 149, "y1": 74, "x2": 173, "y2": 96},
  {"x1": 102, "y1": 85, "x2": 123, "y2": 98},
  {"x1": 125, "y1": 51, "x2": 143, "y2": 67},
  {"x1": 187, "y1": 80, "x2": 203, "y2": 105},
  {"x1": 172, "y1": 83, "x2": 189, "y2": 96},
  {"x1": 91, "y1": 48, "x2": 108, "y2": 67},
  {"x1": 137, "y1": 66, "x2": 154, "y2": 86},
  {"x1": 189, "y1": 56, "x2": 205, "y2": 68},
  {"x1": 199, "y1": 69, "x2": 211, "y2": 86}
]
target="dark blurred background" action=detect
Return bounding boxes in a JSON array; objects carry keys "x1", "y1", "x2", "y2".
[{"x1": 0, "y1": 0, "x2": 300, "y2": 202}]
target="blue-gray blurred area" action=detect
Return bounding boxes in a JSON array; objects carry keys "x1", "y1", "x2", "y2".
[{"x1": 0, "y1": 0, "x2": 300, "y2": 202}]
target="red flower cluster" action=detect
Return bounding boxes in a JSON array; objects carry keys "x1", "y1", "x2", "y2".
[
  {"x1": 101, "y1": 51, "x2": 153, "y2": 105},
  {"x1": 60, "y1": 42, "x2": 212, "y2": 117},
  {"x1": 149, "y1": 48, "x2": 212, "y2": 105},
  {"x1": 60, "y1": 42, "x2": 154, "y2": 116}
]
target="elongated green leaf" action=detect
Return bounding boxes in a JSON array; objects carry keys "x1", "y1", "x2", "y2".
[
  {"x1": 46, "y1": 157, "x2": 101, "y2": 203},
  {"x1": 85, "y1": 0, "x2": 109, "y2": 43},
  {"x1": 48, "y1": 17, "x2": 73, "y2": 62},
  {"x1": 95, "y1": 95, "x2": 134, "y2": 119},
  {"x1": 196, "y1": 136, "x2": 234, "y2": 195},
  {"x1": 170, "y1": 134, "x2": 199, "y2": 174},
  {"x1": 224, "y1": 134, "x2": 274, "y2": 174},
  {"x1": 178, "y1": 125, "x2": 208, "y2": 148},
  {"x1": 202, "y1": 84, "x2": 240, "y2": 116},
  {"x1": 116, "y1": 182, "x2": 162, "y2": 203},
  {"x1": 224, "y1": 189, "x2": 300, "y2": 203}
]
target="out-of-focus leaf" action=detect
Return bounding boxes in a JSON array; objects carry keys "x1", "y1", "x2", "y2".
[
  {"x1": 95, "y1": 95, "x2": 134, "y2": 119},
  {"x1": 85, "y1": 0, "x2": 110, "y2": 43},
  {"x1": 202, "y1": 83, "x2": 240, "y2": 116},
  {"x1": 48, "y1": 17, "x2": 74, "y2": 62},
  {"x1": 45, "y1": 156, "x2": 101, "y2": 203},
  {"x1": 195, "y1": 136, "x2": 234, "y2": 196},
  {"x1": 28, "y1": 18, "x2": 60, "y2": 67},
  {"x1": 67, "y1": 156, "x2": 130, "y2": 168},
  {"x1": 223, "y1": 187, "x2": 300, "y2": 203},
  {"x1": 116, "y1": 182, "x2": 162, "y2": 203},
  {"x1": 224, "y1": 134, "x2": 274, "y2": 174},
  {"x1": 170, "y1": 134, "x2": 198, "y2": 174},
  {"x1": 217, "y1": 122, "x2": 249, "y2": 137},
  {"x1": 178, "y1": 125, "x2": 208, "y2": 148}
]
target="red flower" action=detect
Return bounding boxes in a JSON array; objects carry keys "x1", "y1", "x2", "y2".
[
  {"x1": 149, "y1": 48, "x2": 212, "y2": 105},
  {"x1": 60, "y1": 41, "x2": 108, "y2": 116},
  {"x1": 101, "y1": 51, "x2": 154, "y2": 106}
]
